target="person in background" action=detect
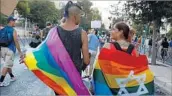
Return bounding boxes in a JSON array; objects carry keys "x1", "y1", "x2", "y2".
[
  {"x1": 161, "y1": 37, "x2": 169, "y2": 59},
  {"x1": 128, "y1": 28, "x2": 136, "y2": 43},
  {"x1": 148, "y1": 37, "x2": 152, "y2": 57},
  {"x1": 169, "y1": 38, "x2": 172, "y2": 52},
  {"x1": 85, "y1": 29, "x2": 100, "y2": 78},
  {"x1": 0, "y1": 16, "x2": 23, "y2": 87},
  {"x1": 99, "y1": 32, "x2": 106, "y2": 48},
  {"x1": 41, "y1": 22, "x2": 53, "y2": 41},
  {"x1": 106, "y1": 34, "x2": 110, "y2": 43},
  {"x1": 29, "y1": 24, "x2": 41, "y2": 48},
  {"x1": 134, "y1": 36, "x2": 138, "y2": 44},
  {"x1": 136, "y1": 36, "x2": 142, "y2": 51}
]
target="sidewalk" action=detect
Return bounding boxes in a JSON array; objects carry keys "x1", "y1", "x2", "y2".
[{"x1": 148, "y1": 58, "x2": 172, "y2": 95}]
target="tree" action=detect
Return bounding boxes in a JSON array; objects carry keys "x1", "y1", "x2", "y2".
[
  {"x1": 112, "y1": 17, "x2": 123, "y2": 25},
  {"x1": 77, "y1": 0, "x2": 101, "y2": 30},
  {"x1": 167, "y1": 28, "x2": 172, "y2": 39},
  {"x1": 27, "y1": 0, "x2": 60, "y2": 28},
  {"x1": 77, "y1": 0, "x2": 93, "y2": 30},
  {"x1": 16, "y1": 0, "x2": 30, "y2": 18},
  {"x1": 91, "y1": 8, "x2": 101, "y2": 21},
  {"x1": 0, "y1": 14, "x2": 8, "y2": 25},
  {"x1": 126, "y1": 1, "x2": 172, "y2": 64}
]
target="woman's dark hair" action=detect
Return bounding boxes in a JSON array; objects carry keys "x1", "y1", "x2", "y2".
[
  {"x1": 164, "y1": 37, "x2": 167, "y2": 41},
  {"x1": 46, "y1": 22, "x2": 52, "y2": 26},
  {"x1": 34, "y1": 24, "x2": 39, "y2": 27},
  {"x1": 94, "y1": 29, "x2": 98, "y2": 35},
  {"x1": 115, "y1": 22, "x2": 130, "y2": 40}
]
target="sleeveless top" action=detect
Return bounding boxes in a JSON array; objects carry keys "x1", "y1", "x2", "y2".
[
  {"x1": 57, "y1": 26, "x2": 82, "y2": 73},
  {"x1": 5, "y1": 26, "x2": 16, "y2": 53}
]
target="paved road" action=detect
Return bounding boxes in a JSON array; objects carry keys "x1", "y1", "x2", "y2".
[
  {"x1": 139, "y1": 45, "x2": 172, "y2": 65},
  {"x1": 0, "y1": 54, "x2": 55, "y2": 96},
  {"x1": 0, "y1": 48, "x2": 167, "y2": 96}
]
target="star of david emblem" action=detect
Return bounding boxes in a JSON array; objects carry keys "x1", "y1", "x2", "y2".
[{"x1": 115, "y1": 70, "x2": 149, "y2": 96}]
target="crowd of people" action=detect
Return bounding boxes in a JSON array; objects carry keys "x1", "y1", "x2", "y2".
[{"x1": 0, "y1": 1, "x2": 170, "y2": 95}]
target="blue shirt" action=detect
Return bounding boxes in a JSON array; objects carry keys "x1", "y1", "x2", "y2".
[
  {"x1": 5, "y1": 26, "x2": 16, "y2": 53},
  {"x1": 88, "y1": 34, "x2": 100, "y2": 51},
  {"x1": 169, "y1": 40, "x2": 172, "y2": 47}
]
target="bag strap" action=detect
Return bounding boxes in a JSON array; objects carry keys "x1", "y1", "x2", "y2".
[
  {"x1": 112, "y1": 42, "x2": 134, "y2": 55},
  {"x1": 126, "y1": 44, "x2": 134, "y2": 54},
  {"x1": 113, "y1": 42, "x2": 123, "y2": 51}
]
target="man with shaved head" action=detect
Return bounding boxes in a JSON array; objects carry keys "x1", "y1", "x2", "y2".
[{"x1": 55, "y1": 1, "x2": 90, "y2": 95}]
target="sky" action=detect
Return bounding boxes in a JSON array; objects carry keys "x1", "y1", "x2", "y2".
[{"x1": 91, "y1": 1, "x2": 125, "y2": 28}]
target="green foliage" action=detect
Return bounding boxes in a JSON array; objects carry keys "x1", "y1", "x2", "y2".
[
  {"x1": 167, "y1": 28, "x2": 172, "y2": 39},
  {"x1": 16, "y1": 0, "x2": 60, "y2": 28},
  {"x1": 91, "y1": 8, "x2": 101, "y2": 21},
  {"x1": 126, "y1": 1, "x2": 172, "y2": 29},
  {"x1": 0, "y1": 14, "x2": 7, "y2": 25},
  {"x1": 28, "y1": 0, "x2": 60, "y2": 28},
  {"x1": 77, "y1": 0, "x2": 101, "y2": 30},
  {"x1": 77, "y1": 0, "x2": 92, "y2": 30},
  {"x1": 16, "y1": 0, "x2": 30, "y2": 18},
  {"x1": 112, "y1": 17, "x2": 123, "y2": 25}
]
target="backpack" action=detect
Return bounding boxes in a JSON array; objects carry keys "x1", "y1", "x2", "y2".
[{"x1": 0, "y1": 27, "x2": 13, "y2": 47}]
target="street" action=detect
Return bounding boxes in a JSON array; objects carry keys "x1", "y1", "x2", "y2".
[
  {"x1": 0, "y1": 53, "x2": 55, "y2": 96},
  {"x1": 1, "y1": 0, "x2": 172, "y2": 95}
]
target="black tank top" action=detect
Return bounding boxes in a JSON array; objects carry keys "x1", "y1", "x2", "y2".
[{"x1": 57, "y1": 26, "x2": 82, "y2": 73}]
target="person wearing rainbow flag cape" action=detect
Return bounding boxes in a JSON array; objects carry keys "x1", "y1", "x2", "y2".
[
  {"x1": 93, "y1": 22, "x2": 154, "y2": 95},
  {"x1": 20, "y1": 1, "x2": 154, "y2": 95},
  {"x1": 20, "y1": 1, "x2": 91, "y2": 95}
]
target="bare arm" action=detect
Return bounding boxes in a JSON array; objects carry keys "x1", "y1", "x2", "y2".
[
  {"x1": 81, "y1": 30, "x2": 90, "y2": 65},
  {"x1": 40, "y1": 30, "x2": 43, "y2": 40},
  {"x1": 13, "y1": 30, "x2": 22, "y2": 55}
]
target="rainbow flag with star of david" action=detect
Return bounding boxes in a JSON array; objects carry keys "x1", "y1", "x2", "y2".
[
  {"x1": 93, "y1": 44, "x2": 154, "y2": 95},
  {"x1": 24, "y1": 27, "x2": 90, "y2": 95}
]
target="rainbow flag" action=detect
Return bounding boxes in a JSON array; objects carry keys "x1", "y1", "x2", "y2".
[
  {"x1": 24, "y1": 27, "x2": 90, "y2": 95},
  {"x1": 93, "y1": 44, "x2": 154, "y2": 95}
]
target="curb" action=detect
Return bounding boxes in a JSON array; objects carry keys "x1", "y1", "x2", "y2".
[
  {"x1": 148, "y1": 58, "x2": 172, "y2": 95},
  {"x1": 154, "y1": 77, "x2": 172, "y2": 95}
]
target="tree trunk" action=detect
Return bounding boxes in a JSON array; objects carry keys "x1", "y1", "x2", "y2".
[{"x1": 151, "y1": 20, "x2": 158, "y2": 65}]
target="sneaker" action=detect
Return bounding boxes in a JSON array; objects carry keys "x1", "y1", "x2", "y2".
[
  {"x1": 24, "y1": 66, "x2": 28, "y2": 70},
  {"x1": 0, "y1": 82, "x2": 10, "y2": 87},
  {"x1": 11, "y1": 77, "x2": 16, "y2": 82}
]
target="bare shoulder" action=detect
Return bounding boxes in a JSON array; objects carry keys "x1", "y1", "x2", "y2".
[
  {"x1": 81, "y1": 29, "x2": 87, "y2": 38},
  {"x1": 103, "y1": 43, "x2": 111, "y2": 49},
  {"x1": 81, "y1": 29, "x2": 87, "y2": 35},
  {"x1": 81, "y1": 29, "x2": 88, "y2": 42}
]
